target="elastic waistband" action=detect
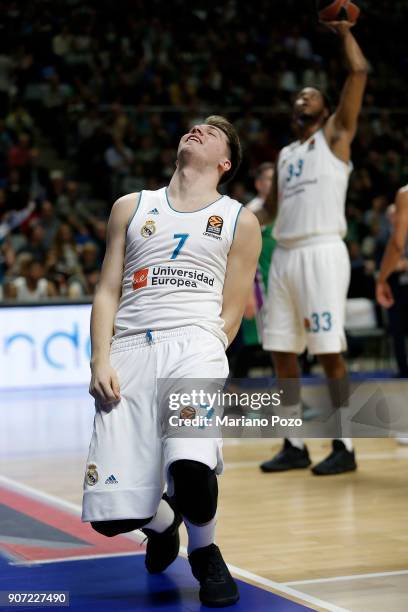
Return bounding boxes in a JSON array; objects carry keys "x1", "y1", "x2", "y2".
[
  {"x1": 110, "y1": 325, "x2": 213, "y2": 353},
  {"x1": 277, "y1": 234, "x2": 343, "y2": 249}
]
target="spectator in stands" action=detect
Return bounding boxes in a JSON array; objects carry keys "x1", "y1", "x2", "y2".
[
  {"x1": 37, "y1": 200, "x2": 60, "y2": 249},
  {"x1": 52, "y1": 223, "x2": 80, "y2": 277},
  {"x1": 5, "y1": 257, "x2": 57, "y2": 301},
  {"x1": 5, "y1": 103, "x2": 34, "y2": 138},
  {"x1": 246, "y1": 162, "x2": 274, "y2": 214},
  {"x1": 104, "y1": 135, "x2": 134, "y2": 199},
  {"x1": 17, "y1": 223, "x2": 47, "y2": 261}
]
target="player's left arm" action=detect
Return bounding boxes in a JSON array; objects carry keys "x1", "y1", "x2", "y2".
[
  {"x1": 377, "y1": 187, "x2": 408, "y2": 308},
  {"x1": 324, "y1": 23, "x2": 369, "y2": 161},
  {"x1": 221, "y1": 208, "x2": 262, "y2": 346}
]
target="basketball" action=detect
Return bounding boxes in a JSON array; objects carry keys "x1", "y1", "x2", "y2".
[{"x1": 317, "y1": 0, "x2": 360, "y2": 23}]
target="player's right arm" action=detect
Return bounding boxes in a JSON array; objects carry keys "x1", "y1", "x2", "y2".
[
  {"x1": 323, "y1": 23, "x2": 368, "y2": 163},
  {"x1": 89, "y1": 193, "x2": 137, "y2": 405},
  {"x1": 376, "y1": 186, "x2": 408, "y2": 308}
]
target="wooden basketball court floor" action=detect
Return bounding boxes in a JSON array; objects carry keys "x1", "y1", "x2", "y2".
[{"x1": 1, "y1": 385, "x2": 408, "y2": 611}]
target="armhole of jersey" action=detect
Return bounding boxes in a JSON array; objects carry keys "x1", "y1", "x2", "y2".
[
  {"x1": 126, "y1": 191, "x2": 143, "y2": 233},
  {"x1": 320, "y1": 129, "x2": 352, "y2": 172},
  {"x1": 232, "y1": 205, "x2": 243, "y2": 241}
]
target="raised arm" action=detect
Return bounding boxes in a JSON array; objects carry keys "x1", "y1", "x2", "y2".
[
  {"x1": 221, "y1": 208, "x2": 262, "y2": 346},
  {"x1": 376, "y1": 186, "x2": 408, "y2": 308},
  {"x1": 324, "y1": 23, "x2": 368, "y2": 162},
  {"x1": 89, "y1": 193, "x2": 137, "y2": 404}
]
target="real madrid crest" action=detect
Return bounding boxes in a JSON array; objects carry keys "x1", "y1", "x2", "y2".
[
  {"x1": 141, "y1": 220, "x2": 156, "y2": 238},
  {"x1": 86, "y1": 463, "x2": 99, "y2": 486}
]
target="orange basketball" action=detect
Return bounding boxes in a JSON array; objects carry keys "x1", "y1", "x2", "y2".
[{"x1": 317, "y1": 0, "x2": 360, "y2": 24}]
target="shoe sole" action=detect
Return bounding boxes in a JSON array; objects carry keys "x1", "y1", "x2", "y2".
[
  {"x1": 311, "y1": 464, "x2": 357, "y2": 476},
  {"x1": 260, "y1": 460, "x2": 312, "y2": 473}
]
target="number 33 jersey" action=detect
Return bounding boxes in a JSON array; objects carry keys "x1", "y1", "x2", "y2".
[
  {"x1": 274, "y1": 129, "x2": 352, "y2": 247},
  {"x1": 113, "y1": 187, "x2": 242, "y2": 348}
]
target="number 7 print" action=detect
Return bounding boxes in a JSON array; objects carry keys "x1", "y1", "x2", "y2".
[{"x1": 170, "y1": 233, "x2": 189, "y2": 259}]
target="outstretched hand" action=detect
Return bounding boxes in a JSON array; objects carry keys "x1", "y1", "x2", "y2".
[{"x1": 320, "y1": 20, "x2": 355, "y2": 36}]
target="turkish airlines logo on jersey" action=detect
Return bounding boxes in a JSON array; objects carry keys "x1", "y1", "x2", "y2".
[{"x1": 132, "y1": 267, "x2": 149, "y2": 290}]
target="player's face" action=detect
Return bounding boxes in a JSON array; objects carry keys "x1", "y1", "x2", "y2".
[
  {"x1": 178, "y1": 124, "x2": 231, "y2": 176},
  {"x1": 255, "y1": 168, "x2": 274, "y2": 199},
  {"x1": 293, "y1": 88, "x2": 326, "y2": 121}
]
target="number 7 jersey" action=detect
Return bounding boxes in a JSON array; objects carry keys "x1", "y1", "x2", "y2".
[
  {"x1": 274, "y1": 129, "x2": 352, "y2": 247},
  {"x1": 113, "y1": 187, "x2": 242, "y2": 348}
]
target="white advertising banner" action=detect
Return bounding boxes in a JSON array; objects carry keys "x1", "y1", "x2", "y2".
[{"x1": 0, "y1": 304, "x2": 92, "y2": 389}]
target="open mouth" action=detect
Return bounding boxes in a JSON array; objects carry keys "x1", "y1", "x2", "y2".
[{"x1": 187, "y1": 135, "x2": 202, "y2": 144}]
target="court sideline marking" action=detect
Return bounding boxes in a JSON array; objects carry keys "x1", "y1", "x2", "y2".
[
  {"x1": 0, "y1": 474, "x2": 348, "y2": 612},
  {"x1": 286, "y1": 568, "x2": 408, "y2": 586}
]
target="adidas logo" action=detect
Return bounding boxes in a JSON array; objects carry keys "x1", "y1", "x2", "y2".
[
  {"x1": 105, "y1": 474, "x2": 118, "y2": 484},
  {"x1": 148, "y1": 208, "x2": 159, "y2": 215}
]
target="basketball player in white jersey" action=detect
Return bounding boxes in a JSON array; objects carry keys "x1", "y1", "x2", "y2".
[
  {"x1": 82, "y1": 115, "x2": 261, "y2": 607},
  {"x1": 259, "y1": 21, "x2": 368, "y2": 475}
]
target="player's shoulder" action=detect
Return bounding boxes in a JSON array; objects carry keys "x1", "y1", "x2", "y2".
[
  {"x1": 279, "y1": 140, "x2": 299, "y2": 159},
  {"x1": 109, "y1": 192, "x2": 141, "y2": 227},
  {"x1": 235, "y1": 204, "x2": 261, "y2": 234},
  {"x1": 396, "y1": 185, "x2": 408, "y2": 202}
]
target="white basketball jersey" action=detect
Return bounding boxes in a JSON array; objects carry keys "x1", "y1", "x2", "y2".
[
  {"x1": 113, "y1": 187, "x2": 242, "y2": 347},
  {"x1": 274, "y1": 129, "x2": 352, "y2": 246}
]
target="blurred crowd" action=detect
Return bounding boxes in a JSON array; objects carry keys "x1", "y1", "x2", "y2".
[{"x1": 0, "y1": 0, "x2": 407, "y2": 301}]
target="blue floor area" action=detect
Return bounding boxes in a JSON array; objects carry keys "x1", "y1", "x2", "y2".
[{"x1": 0, "y1": 554, "x2": 312, "y2": 611}]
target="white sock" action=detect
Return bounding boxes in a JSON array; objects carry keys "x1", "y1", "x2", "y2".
[
  {"x1": 337, "y1": 437, "x2": 353, "y2": 452},
  {"x1": 184, "y1": 516, "x2": 216, "y2": 555},
  {"x1": 288, "y1": 437, "x2": 304, "y2": 450},
  {"x1": 143, "y1": 498, "x2": 174, "y2": 533}
]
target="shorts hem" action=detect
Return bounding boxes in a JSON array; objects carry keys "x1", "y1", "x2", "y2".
[
  {"x1": 306, "y1": 335, "x2": 347, "y2": 355},
  {"x1": 262, "y1": 332, "x2": 305, "y2": 354},
  {"x1": 82, "y1": 487, "x2": 163, "y2": 522}
]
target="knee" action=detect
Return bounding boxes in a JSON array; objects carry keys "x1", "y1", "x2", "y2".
[
  {"x1": 271, "y1": 352, "x2": 299, "y2": 378},
  {"x1": 170, "y1": 459, "x2": 218, "y2": 524},
  {"x1": 319, "y1": 354, "x2": 346, "y2": 378},
  {"x1": 91, "y1": 517, "x2": 153, "y2": 537}
]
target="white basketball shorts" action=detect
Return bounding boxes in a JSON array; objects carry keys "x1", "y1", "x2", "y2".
[
  {"x1": 82, "y1": 326, "x2": 229, "y2": 522},
  {"x1": 262, "y1": 238, "x2": 350, "y2": 355}
]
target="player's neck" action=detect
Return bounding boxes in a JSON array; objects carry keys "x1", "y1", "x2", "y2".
[
  {"x1": 295, "y1": 123, "x2": 321, "y2": 144},
  {"x1": 168, "y1": 167, "x2": 220, "y2": 211}
]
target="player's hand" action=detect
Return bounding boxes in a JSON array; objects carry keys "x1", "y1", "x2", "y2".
[
  {"x1": 376, "y1": 280, "x2": 394, "y2": 309},
  {"x1": 89, "y1": 361, "x2": 121, "y2": 405},
  {"x1": 321, "y1": 21, "x2": 355, "y2": 36}
]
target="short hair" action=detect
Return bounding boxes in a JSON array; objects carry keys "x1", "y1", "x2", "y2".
[
  {"x1": 204, "y1": 115, "x2": 242, "y2": 184},
  {"x1": 255, "y1": 162, "x2": 274, "y2": 180}
]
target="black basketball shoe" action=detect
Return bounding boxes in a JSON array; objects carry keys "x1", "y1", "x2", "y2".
[
  {"x1": 259, "y1": 439, "x2": 311, "y2": 472},
  {"x1": 311, "y1": 440, "x2": 357, "y2": 476},
  {"x1": 142, "y1": 494, "x2": 182, "y2": 574},
  {"x1": 189, "y1": 543, "x2": 239, "y2": 607}
]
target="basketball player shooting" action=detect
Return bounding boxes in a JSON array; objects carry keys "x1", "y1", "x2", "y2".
[
  {"x1": 81, "y1": 116, "x2": 261, "y2": 607},
  {"x1": 260, "y1": 20, "x2": 368, "y2": 475}
]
